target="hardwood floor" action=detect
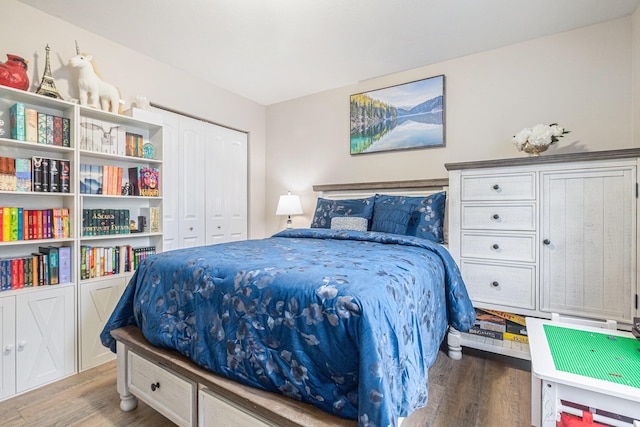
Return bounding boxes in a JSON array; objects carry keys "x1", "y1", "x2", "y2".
[{"x1": 0, "y1": 347, "x2": 531, "y2": 426}]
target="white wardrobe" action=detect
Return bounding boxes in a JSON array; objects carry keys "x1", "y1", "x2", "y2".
[{"x1": 156, "y1": 108, "x2": 248, "y2": 250}]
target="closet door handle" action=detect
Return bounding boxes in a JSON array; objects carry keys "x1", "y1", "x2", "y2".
[
  {"x1": 491, "y1": 281, "x2": 500, "y2": 288},
  {"x1": 492, "y1": 214, "x2": 500, "y2": 220},
  {"x1": 492, "y1": 244, "x2": 500, "y2": 250},
  {"x1": 492, "y1": 184, "x2": 500, "y2": 190},
  {"x1": 543, "y1": 239, "x2": 551, "y2": 245}
]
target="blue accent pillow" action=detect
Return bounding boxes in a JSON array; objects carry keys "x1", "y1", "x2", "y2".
[
  {"x1": 310, "y1": 196, "x2": 375, "y2": 229},
  {"x1": 370, "y1": 195, "x2": 414, "y2": 235},
  {"x1": 371, "y1": 192, "x2": 446, "y2": 243}
]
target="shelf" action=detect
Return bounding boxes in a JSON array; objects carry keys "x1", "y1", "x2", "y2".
[
  {"x1": 80, "y1": 194, "x2": 162, "y2": 200},
  {"x1": 461, "y1": 331, "x2": 531, "y2": 360},
  {"x1": 0, "y1": 137, "x2": 75, "y2": 154},
  {"x1": 80, "y1": 232, "x2": 162, "y2": 242},
  {"x1": 79, "y1": 148, "x2": 162, "y2": 164},
  {"x1": 0, "y1": 190, "x2": 74, "y2": 197},
  {"x1": 0, "y1": 237, "x2": 74, "y2": 247}
]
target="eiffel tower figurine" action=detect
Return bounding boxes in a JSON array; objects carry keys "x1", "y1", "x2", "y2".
[{"x1": 36, "y1": 45, "x2": 63, "y2": 99}]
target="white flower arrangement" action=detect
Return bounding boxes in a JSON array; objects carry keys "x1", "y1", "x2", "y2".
[{"x1": 513, "y1": 123, "x2": 570, "y2": 151}]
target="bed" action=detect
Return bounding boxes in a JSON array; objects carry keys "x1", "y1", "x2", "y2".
[{"x1": 100, "y1": 179, "x2": 476, "y2": 427}]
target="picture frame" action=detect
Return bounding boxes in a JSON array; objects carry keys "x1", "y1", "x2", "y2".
[{"x1": 350, "y1": 74, "x2": 445, "y2": 155}]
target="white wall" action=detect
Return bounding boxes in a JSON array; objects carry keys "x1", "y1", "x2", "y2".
[
  {"x1": 3, "y1": 0, "x2": 267, "y2": 238},
  {"x1": 266, "y1": 17, "x2": 636, "y2": 234}
]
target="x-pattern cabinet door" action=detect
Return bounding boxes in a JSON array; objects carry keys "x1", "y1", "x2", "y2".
[
  {"x1": 15, "y1": 286, "x2": 75, "y2": 393},
  {"x1": 0, "y1": 296, "x2": 16, "y2": 400}
]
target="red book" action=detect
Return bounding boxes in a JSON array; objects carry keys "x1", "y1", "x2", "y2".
[
  {"x1": 53, "y1": 116, "x2": 63, "y2": 146},
  {"x1": 11, "y1": 259, "x2": 19, "y2": 289},
  {"x1": 17, "y1": 258, "x2": 24, "y2": 289}
]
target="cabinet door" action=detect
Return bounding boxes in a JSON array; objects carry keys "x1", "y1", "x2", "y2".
[
  {"x1": 79, "y1": 276, "x2": 128, "y2": 370},
  {"x1": 0, "y1": 296, "x2": 15, "y2": 400},
  {"x1": 541, "y1": 167, "x2": 636, "y2": 322},
  {"x1": 16, "y1": 286, "x2": 75, "y2": 392}
]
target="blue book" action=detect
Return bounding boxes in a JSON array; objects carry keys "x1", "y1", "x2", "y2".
[
  {"x1": 17, "y1": 207, "x2": 23, "y2": 240},
  {"x1": 58, "y1": 246, "x2": 71, "y2": 284}
]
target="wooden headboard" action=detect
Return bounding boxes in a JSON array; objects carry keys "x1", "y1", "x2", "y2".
[
  {"x1": 312, "y1": 178, "x2": 449, "y2": 199},
  {"x1": 312, "y1": 178, "x2": 450, "y2": 243}
]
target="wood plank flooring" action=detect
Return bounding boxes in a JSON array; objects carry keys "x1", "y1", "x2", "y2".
[{"x1": 0, "y1": 347, "x2": 531, "y2": 426}]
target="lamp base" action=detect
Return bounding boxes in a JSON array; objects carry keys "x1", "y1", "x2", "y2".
[{"x1": 286, "y1": 216, "x2": 293, "y2": 229}]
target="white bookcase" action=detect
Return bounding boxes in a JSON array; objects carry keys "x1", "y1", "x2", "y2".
[{"x1": 0, "y1": 84, "x2": 164, "y2": 399}]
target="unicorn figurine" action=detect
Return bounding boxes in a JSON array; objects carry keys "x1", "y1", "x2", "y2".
[{"x1": 69, "y1": 45, "x2": 121, "y2": 113}]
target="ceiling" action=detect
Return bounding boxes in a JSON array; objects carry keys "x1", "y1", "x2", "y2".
[{"x1": 20, "y1": 0, "x2": 640, "y2": 106}]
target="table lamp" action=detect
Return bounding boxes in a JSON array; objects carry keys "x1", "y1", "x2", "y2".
[{"x1": 276, "y1": 191, "x2": 303, "y2": 229}]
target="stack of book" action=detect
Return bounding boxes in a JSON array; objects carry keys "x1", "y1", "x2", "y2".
[
  {"x1": 468, "y1": 308, "x2": 528, "y2": 344},
  {"x1": 32, "y1": 157, "x2": 71, "y2": 193},
  {"x1": 82, "y1": 208, "x2": 130, "y2": 236},
  {"x1": 0, "y1": 246, "x2": 71, "y2": 290},
  {"x1": 80, "y1": 245, "x2": 156, "y2": 280},
  {"x1": 79, "y1": 164, "x2": 123, "y2": 195},
  {"x1": 10, "y1": 102, "x2": 70, "y2": 147}
]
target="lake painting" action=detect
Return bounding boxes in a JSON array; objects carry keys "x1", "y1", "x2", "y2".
[{"x1": 350, "y1": 75, "x2": 445, "y2": 154}]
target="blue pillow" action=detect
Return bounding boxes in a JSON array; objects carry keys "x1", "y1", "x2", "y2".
[
  {"x1": 406, "y1": 192, "x2": 446, "y2": 243},
  {"x1": 370, "y1": 195, "x2": 414, "y2": 235},
  {"x1": 371, "y1": 192, "x2": 446, "y2": 243},
  {"x1": 310, "y1": 196, "x2": 375, "y2": 229}
]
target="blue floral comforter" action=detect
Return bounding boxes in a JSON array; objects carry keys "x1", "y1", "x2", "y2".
[{"x1": 101, "y1": 228, "x2": 475, "y2": 427}]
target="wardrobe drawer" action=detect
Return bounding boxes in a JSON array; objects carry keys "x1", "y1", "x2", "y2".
[
  {"x1": 460, "y1": 260, "x2": 535, "y2": 309},
  {"x1": 128, "y1": 351, "x2": 196, "y2": 427},
  {"x1": 461, "y1": 204, "x2": 536, "y2": 231},
  {"x1": 461, "y1": 173, "x2": 535, "y2": 201},
  {"x1": 461, "y1": 233, "x2": 535, "y2": 262}
]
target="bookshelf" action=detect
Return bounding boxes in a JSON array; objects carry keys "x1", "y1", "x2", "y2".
[{"x1": 0, "y1": 84, "x2": 164, "y2": 398}]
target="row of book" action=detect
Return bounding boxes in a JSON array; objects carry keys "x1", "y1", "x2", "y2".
[
  {"x1": 79, "y1": 117, "x2": 150, "y2": 159},
  {"x1": 82, "y1": 209, "x2": 131, "y2": 236},
  {"x1": 10, "y1": 102, "x2": 71, "y2": 147},
  {"x1": 468, "y1": 308, "x2": 529, "y2": 344},
  {"x1": 0, "y1": 207, "x2": 70, "y2": 242},
  {"x1": 80, "y1": 165, "x2": 159, "y2": 197},
  {"x1": 80, "y1": 245, "x2": 155, "y2": 280},
  {"x1": 0, "y1": 246, "x2": 71, "y2": 291},
  {"x1": 1, "y1": 156, "x2": 73, "y2": 193},
  {"x1": 79, "y1": 164, "x2": 123, "y2": 195}
]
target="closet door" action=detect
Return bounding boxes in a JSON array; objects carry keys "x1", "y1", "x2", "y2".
[
  {"x1": 160, "y1": 111, "x2": 181, "y2": 251},
  {"x1": 178, "y1": 117, "x2": 206, "y2": 248},
  {"x1": 206, "y1": 127, "x2": 248, "y2": 245}
]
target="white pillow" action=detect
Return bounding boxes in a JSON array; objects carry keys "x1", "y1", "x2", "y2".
[{"x1": 330, "y1": 216, "x2": 368, "y2": 232}]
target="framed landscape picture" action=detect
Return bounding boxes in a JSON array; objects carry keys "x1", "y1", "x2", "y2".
[{"x1": 350, "y1": 75, "x2": 445, "y2": 154}]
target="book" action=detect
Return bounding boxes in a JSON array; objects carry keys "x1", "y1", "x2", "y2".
[
  {"x1": 506, "y1": 321, "x2": 527, "y2": 336},
  {"x1": 53, "y1": 116, "x2": 63, "y2": 146},
  {"x1": 60, "y1": 160, "x2": 70, "y2": 193},
  {"x1": 503, "y1": 332, "x2": 529, "y2": 344},
  {"x1": 129, "y1": 166, "x2": 159, "y2": 197},
  {"x1": 58, "y1": 246, "x2": 71, "y2": 284},
  {"x1": 9, "y1": 207, "x2": 18, "y2": 241},
  {"x1": 49, "y1": 158, "x2": 60, "y2": 193},
  {"x1": 2, "y1": 207, "x2": 10, "y2": 241},
  {"x1": 10, "y1": 102, "x2": 25, "y2": 141},
  {"x1": 468, "y1": 326, "x2": 503, "y2": 340},
  {"x1": 41, "y1": 157, "x2": 50, "y2": 192},
  {"x1": 32, "y1": 157, "x2": 44, "y2": 192},
  {"x1": 480, "y1": 309, "x2": 527, "y2": 326},
  {"x1": 15, "y1": 158, "x2": 31, "y2": 192},
  {"x1": 62, "y1": 117, "x2": 71, "y2": 147},
  {"x1": 90, "y1": 164, "x2": 102, "y2": 194},
  {"x1": 37, "y1": 112, "x2": 47, "y2": 144},
  {"x1": 25, "y1": 108, "x2": 38, "y2": 142},
  {"x1": 46, "y1": 114, "x2": 54, "y2": 145},
  {"x1": 475, "y1": 308, "x2": 507, "y2": 333},
  {"x1": 38, "y1": 246, "x2": 59, "y2": 285}
]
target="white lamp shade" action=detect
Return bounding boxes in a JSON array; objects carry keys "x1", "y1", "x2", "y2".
[{"x1": 276, "y1": 193, "x2": 303, "y2": 216}]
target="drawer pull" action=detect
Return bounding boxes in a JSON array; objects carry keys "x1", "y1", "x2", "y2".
[
  {"x1": 543, "y1": 239, "x2": 551, "y2": 245},
  {"x1": 492, "y1": 214, "x2": 500, "y2": 220},
  {"x1": 492, "y1": 244, "x2": 499, "y2": 250},
  {"x1": 151, "y1": 382, "x2": 160, "y2": 392},
  {"x1": 492, "y1": 184, "x2": 500, "y2": 190},
  {"x1": 491, "y1": 281, "x2": 500, "y2": 287}
]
